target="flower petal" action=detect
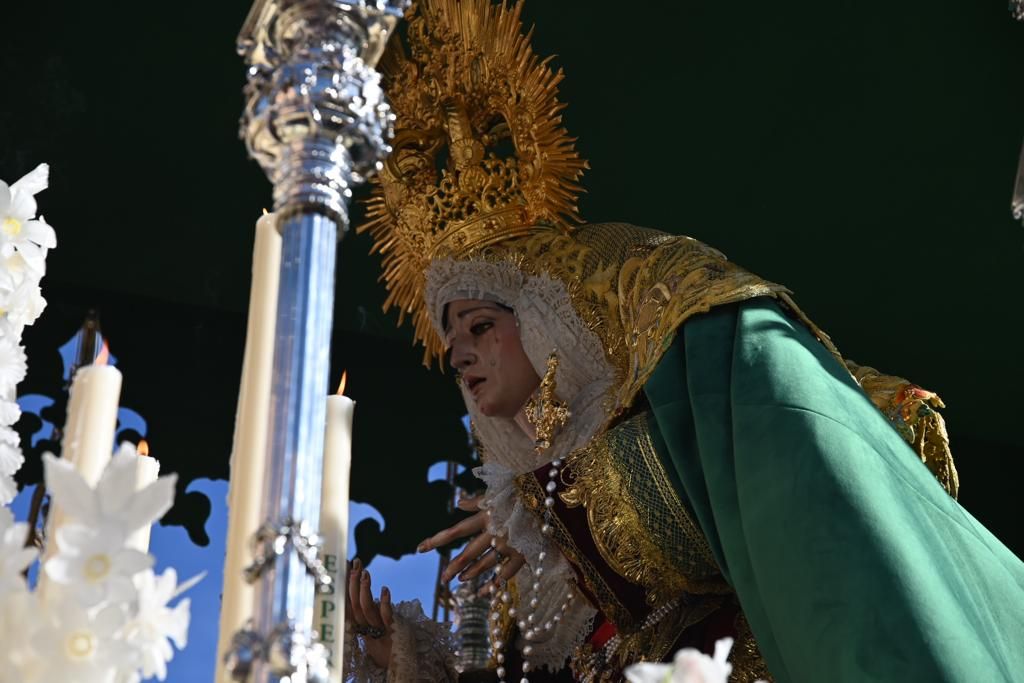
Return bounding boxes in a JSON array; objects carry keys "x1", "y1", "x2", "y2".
[
  {"x1": 168, "y1": 597, "x2": 191, "y2": 648},
  {"x1": 13, "y1": 240, "x2": 45, "y2": 275},
  {"x1": 56, "y1": 523, "x2": 113, "y2": 555},
  {"x1": 118, "y1": 474, "x2": 177, "y2": 532},
  {"x1": 172, "y1": 570, "x2": 206, "y2": 599},
  {"x1": 104, "y1": 574, "x2": 137, "y2": 604},
  {"x1": 0, "y1": 182, "x2": 11, "y2": 217},
  {"x1": 43, "y1": 453, "x2": 101, "y2": 525},
  {"x1": 624, "y1": 662, "x2": 673, "y2": 683},
  {"x1": 8, "y1": 189, "x2": 36, "y2": 222},
  {"x1": 0, "y1": 474, "x2": 16, "y2": 505},
  {"x1": 0, "y1": 399, "x2": 21, "y2": 425},
  {"x1": 97, "y1": 450, "x2": 140, "y2": 520},
  {"x1": 0, "y1": 442, "x2": 25, "y2": 476},
  {"x1": 23, "y1": 217, "x2": 56, "y2": 249},
  {"x1": 43, "y1": 555, "x2": 79, "y2": 584},
  {"x1": 152, "y1": 566, "x2": 176, "y2": 600},
  {"x1": 712, "y1": 637, "x2": 734, "y2": 666},
  {"x1": 114, "y1": 548, "x2": 154, "y2": 576},
  {"x1": 0, "y1": 427, "x2": 19, "y2": 446},
  {"x1": 9, "y1": 163, "x2": 48, "y2": 198},
  {"x1": 6, "y1": 546, "x2": 37, "y2": 574},
  {"x1": 92, "y1": 604, "x2": 126, "y2": 637}
]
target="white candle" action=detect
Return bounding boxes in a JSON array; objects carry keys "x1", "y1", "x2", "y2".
[
  {"x1": 314, "y1": 373, "x2": 354, "y2": 682},
  {"x1": 40, "y1": 345, "x2": 122, "y2": 592},
  {"x1": 64, "y1": 348, "x2": 122, "y2": 485},
  {"x1": 126, "y1": 439, "x2": 161, "y2": 553},
  {"x1": 216, "y1": 211, "x2": 282, "y2": 682}
]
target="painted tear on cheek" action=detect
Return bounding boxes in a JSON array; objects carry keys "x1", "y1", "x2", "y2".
[{"x1": 490, "y1": 332, "x2": 500, "y2": 367}]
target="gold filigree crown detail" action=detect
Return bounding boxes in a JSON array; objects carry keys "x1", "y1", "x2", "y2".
[{"x1": 358, "y1": 0, "x2": 587, "y2": 360}]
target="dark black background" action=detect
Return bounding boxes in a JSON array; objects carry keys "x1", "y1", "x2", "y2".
[{"x1": 1, "y1": 0, "x2": 1021, "y2": 562}]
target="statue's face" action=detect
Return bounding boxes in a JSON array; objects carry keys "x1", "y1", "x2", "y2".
[{"x1": 445, "y1": 298, "x2": 540, "y2": 419}]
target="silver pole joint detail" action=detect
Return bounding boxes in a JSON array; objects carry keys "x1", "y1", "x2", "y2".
[
  {"x1": 243, "y1": 517, "x2": 333, "y2": 590},
  {"x1": 226, "y1": 623, "x2": 330, "y2": 683},
  {"x1": 238, "y1": 0, "x2": 405, "y2": 228}
]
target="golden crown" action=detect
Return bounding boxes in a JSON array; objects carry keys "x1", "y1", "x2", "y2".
[{"x1": 358, "y1": 0, "x2": 587, "y2": 360}]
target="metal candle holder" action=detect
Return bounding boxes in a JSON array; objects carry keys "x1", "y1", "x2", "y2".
[{"x1": 228, "y1": 1, "x2": 407, "y2": 681}]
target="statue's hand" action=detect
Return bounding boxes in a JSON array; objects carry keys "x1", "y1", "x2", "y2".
[
  {"x1": 347, "y1": 557, "x2": 394, "y2": 670},
  {"x1": 418, "y1": 495, "x2": 526, "y2": 596}
]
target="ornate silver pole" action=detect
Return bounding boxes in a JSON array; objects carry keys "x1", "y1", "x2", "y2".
[{"x1": 229, "y1": 1, "x2": 406, "y2": 681}]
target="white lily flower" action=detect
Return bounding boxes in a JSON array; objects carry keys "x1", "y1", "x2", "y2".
[
  {"x1": 0, "y1": 164, "x2": 56, "y2": 276},
  {"x1": 45, "y1": 523, "x2": 151, "y2": 607},
  {"x1": 625, "y1": 638, "x2": 737, "y2": 683},
  {"x1": 0, "y1": 336, "x2": 27, "y2": 395},
  {"x1": 0, "y1": 507, "x2": 36, "y2": 597},
  {"x1": 122, "y1": 567, "x2": 198, "y2": 681},
  {"x1": 31, "y1": 600, "x2": 138, "y2": 683},
  {"x1": 42, "y1": 447, "x2": 177, "y2": 539}
]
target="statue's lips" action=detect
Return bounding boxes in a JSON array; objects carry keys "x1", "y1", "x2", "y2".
[{"x1": 466, "y1": 376, "x2": 486, "y2": 395}]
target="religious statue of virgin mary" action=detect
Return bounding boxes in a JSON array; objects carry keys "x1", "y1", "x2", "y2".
[{"x1": 342, "y1": 1, "x2": 1024, "y2": 681}]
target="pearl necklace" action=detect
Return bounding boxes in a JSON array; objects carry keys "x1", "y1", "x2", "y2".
[{"x1": 490, "y1": 455, "x2": 574, "y2": 683}]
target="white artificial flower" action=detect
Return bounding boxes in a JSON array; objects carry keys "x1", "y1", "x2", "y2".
[
  {"x1": 0, "y1": 164, "x2": 56, "y2": 276},
  {"x1": 123, "y1": 568, "x2": 197, "y2": 681},
  {"x1": 0, "y1": 507, "x2": 36, "y2": 597},
  {"x1": 43, "y1": 447, "x2": 177, "y2": 539},
  {"x1": 0, "y1": 475, "x2": 15, "y2": 506},
  {"x1": 0, "y1": 440, "x2": 23, "y2": 475},
  {"x1": 625, "y1": 638, "x2": 736, "y2": 683},
  {"x1": 0, "y1": 430, "x2": 21, "y2": 502},
  {"x1": 45, "y1": 523, "x2": 151, "y2": 606},
  {"x1": 0, "y1": 426, "x2": 17, "y2": 445},
  {"x1": 0, "y1": 337, "x2": 27, "y2": 395},
  {"x1": 0, "y1": 274, "x2": 46, "y2": 332},
  {"x1": 31, "y1": 600, "x2": 138, "y2": 683},
  {"x1": 0, "y1": 398, "x2": 21, "y2": 425}
]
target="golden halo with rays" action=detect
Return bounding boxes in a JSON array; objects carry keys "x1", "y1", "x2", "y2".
[{"x1": 358, "y1": 0, "x2": 587, "y2": 364}]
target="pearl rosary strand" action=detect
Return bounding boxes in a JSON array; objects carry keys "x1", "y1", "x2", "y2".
[{"x1": 491, "y1": 456, "x2": 575, "y2": 683}]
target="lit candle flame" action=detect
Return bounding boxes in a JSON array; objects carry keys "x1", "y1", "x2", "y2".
[
  {"x1": 262, "y1": 208, "x2": 269, "y2": 216},
  {"x1": 95, "y1": 341, "x2": 110, "y2": 366},
  {"x1": 137, "y1": 439, "x2": 150, "y2": 457},
  {"x1": 337, "y1": 371, "x2": 347, "y2": 396}
]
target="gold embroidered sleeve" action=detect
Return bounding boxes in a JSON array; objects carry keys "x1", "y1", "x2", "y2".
[{"x1": 846, "y1": 361, "x2": 959, "y2": 498}]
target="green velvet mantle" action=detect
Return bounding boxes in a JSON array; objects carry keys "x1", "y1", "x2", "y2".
[{"x1": 643, "y1": 298, "x2": 1024, "y2": 682}]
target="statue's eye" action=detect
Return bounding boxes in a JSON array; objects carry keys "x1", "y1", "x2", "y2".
[{"x1": 470, "y1": 321, "x2": 493, "y2": 336}]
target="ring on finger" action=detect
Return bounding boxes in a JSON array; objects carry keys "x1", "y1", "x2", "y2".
[{"x1": 365, "y1": 625, "x2": 387, "y2": 639}]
